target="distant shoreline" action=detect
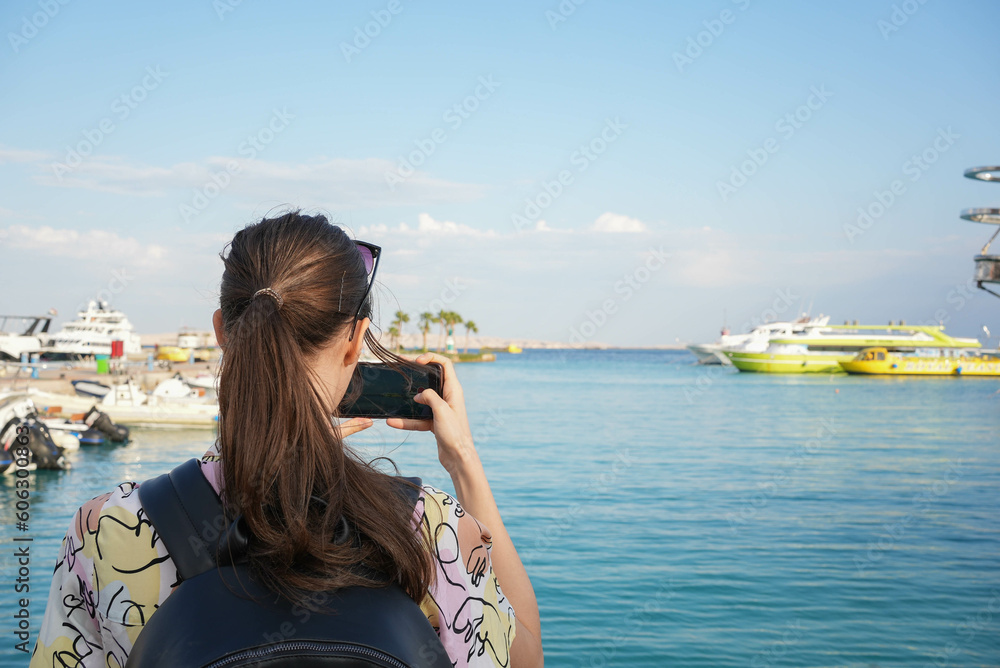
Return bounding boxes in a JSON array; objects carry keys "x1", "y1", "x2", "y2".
[{"x1": 138, "y1": 332, "x2": 690, "y2": 351}]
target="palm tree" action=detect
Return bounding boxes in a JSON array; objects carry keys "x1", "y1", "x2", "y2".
[
  {"x1": 435, "y1": 310, "x2": 447, "y2": 351},
  {"x1": 463, "y1": 320, "x2": 478, "y2": 353},
  {"x1": 392, "y1": 310, "x2": 410, "y2": 350},
  {"x1": 387, "y1": 325, "x2": 400, "y2": 351},
  {"x1": 447, "y1": 312, "x2": 463, "y2": 337},
  {"x1": 444, "y1": 312, "x2": 463, "y2": 352},
  {"x1": 418, "y1": 312, "x2": 434, "y2": 352}
]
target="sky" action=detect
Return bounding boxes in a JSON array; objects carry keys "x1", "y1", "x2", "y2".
[{"x1": 1, "y1": 0, "x2": 999, "y2": 346}]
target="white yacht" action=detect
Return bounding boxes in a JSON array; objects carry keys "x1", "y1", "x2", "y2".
[
  {"x1": 688, "y1": 316, "x2": 831, "y2": 365},
  {"x1": 0, "y1": 314, "x2": 54, "y2": 361},
  {"x1": 42, "y1": 300, "x2": 143, "y2": 359}
]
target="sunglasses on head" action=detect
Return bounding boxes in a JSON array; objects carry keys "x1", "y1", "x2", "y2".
[{"x1": 348, "y1": 240, "x2": 381, "y2": 341}]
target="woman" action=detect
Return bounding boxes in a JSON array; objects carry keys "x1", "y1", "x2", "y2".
[{"x1": 31, "y1": 212, "x2": 543, "y2": 667}]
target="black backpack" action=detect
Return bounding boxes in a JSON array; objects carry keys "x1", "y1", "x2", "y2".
[{"x1": 126, "y1": 459, "x2": 451, "y2": 668}]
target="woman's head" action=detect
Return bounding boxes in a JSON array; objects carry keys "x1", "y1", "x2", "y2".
[
  {"x1": 214, "y1": 212, "x2": 374, "y2": 411},
  {"x1": 213, "y1": 211, "x2": 432, "y2": 606}
]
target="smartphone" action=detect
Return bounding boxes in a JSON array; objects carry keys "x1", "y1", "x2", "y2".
[{"x1": 339, "y1": 362, "x2": 443, "y2": 420}]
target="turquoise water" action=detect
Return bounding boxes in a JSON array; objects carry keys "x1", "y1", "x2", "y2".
[{"x1": 2, "y1": 349, "x2": 999, "y2": 666}]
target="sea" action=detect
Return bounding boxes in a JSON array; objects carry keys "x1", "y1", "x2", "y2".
[{"x1": 1, "y1": 349, "x2": 998, "y2": 667}]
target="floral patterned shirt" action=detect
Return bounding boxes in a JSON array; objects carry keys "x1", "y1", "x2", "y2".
[{"x1": 30, "y1": 449, "x2": 515, "y2": 667}]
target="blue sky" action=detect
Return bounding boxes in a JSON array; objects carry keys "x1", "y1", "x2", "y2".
[{"x1": 1, "y1": 0, "x2": 999, "y2": 346}]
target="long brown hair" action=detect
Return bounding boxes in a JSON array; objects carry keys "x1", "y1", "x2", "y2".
[{"x1": 216, "y1": 211, "x2": 433, "y2": 606}]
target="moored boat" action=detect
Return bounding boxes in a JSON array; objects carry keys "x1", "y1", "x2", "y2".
[
  {"x1": 725, "y1": 323, "x2": 982, "y2": 374},
  {"x1": 178, "y1": 328, "x2": 217, "y2": 361},
  {"x1": 687, "y1": 342, "x2": 730, "y2": 365},
  {"x1": 0, "y1": 395, "x2": 69, "y2": 471},
  {"x1": 156, "y1": 346, "x2": 190, "y2": 362},
  {"x1": 689, "y1": 316, "x2": 831, "y2": 365},
  {"x1": 839, "y1": 347, "x2": 1000, "y2": 376},
  {"x1": 42, "y1": 300, "x2": 143, "y2": 360},
  {"x1": 726, "y1": 349, "x2": 852, "y2": 373},
  {"x1": 71, "y1": 379, "x2": 112, "y2": 398},
  {"x1": 24, "y1": 377, "x2": 218, "y2": 428}
]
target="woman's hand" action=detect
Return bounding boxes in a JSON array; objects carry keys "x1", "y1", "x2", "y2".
[
  {"x1": 334, "y1": 417, "x2": 373, "y2": 439},
  {"x1": 386, "y1": 353, "x2": 479, "y2": 475}
]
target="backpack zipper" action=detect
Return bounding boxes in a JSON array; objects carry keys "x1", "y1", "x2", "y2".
[{"x1": 205, "y1": 640, "x2": 409, "y2": 668}]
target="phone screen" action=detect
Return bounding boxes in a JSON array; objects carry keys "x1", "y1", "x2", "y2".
[{"x1": 339, "y1": 362, "x2": 443, "y2": 420}]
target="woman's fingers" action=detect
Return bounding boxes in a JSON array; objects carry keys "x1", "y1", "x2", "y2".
[
  {"x1": 414, "y1": 352, "x2": 453, "y2": 374},
  {"x1": 415, "y1": 388, "x2": 449, "y2": 410},
  {"x1": 335, "y1": 417, "x2": 374, "y2": 438},
  {"x1": 413, "y1": 353, "x2": 466, "y2": 416},
  {"x1": 415, "y1": 353, "x2": 461, "y2": 391},
  {"x1": 386, "y1": 417, "x2": 434, "y2": 431},
  {"x1": 388, "y1": 390, "x2": 449, "y2": 430}
]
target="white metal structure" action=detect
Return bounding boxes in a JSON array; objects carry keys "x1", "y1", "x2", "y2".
[{"x1": 0, "y1": 315, "x2": 53, "y2": 361}]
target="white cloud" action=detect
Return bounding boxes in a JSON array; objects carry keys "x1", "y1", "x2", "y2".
[
  {"x1": 1, "y1": 225, "x2": 168, "y2": 265},
  {"x1": 0, "y1": 146, "x2": 51, "y2": 164},
  {"x1": 415, "y1": 212, "x2": 494, "y2": 235},
  {"x1": 590, "y1": 212, "x2": 647, "y2": 233},
  {"x1": 365, "y1": 212, "x2": 650, "y2": 239},
  {"x1": 26, "y1": 153, "x2": 483, "y2": 209},
  {"x1": 360, "y1": 213, "x2": 497, "y2": 238}
]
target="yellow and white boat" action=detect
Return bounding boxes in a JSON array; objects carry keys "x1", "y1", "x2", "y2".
[
  {"x1": 839, "y1": 347, "x2": 1000, "y2": 376},
  {"x1": 156, "y1": 346, "x2": 191, "y2": 362}
]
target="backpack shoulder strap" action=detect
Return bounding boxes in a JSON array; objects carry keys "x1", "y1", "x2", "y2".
[
  {"x1": 138, "y1": 458, "x2": 228, "y2": 581},
  {"x1": 397, "y1": 476, "x2": 423, "y2": 508}
]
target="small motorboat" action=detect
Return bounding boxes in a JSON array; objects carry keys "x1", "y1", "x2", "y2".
[
  {"x1": 156, "y1": 346, "x2": 191, "y2": 362},
  {"x1": 181, "y1": 372, "x2": 217, "y2": 391},
  {"x1": 0, "y1": 395, "x2": 69, "y2": 472},
  {"x1": 41, "y1": 405, "x2": 130, "y2": 445},
  {"x1": 71, "y1": 379, "x2": 112, "y2": 398}
]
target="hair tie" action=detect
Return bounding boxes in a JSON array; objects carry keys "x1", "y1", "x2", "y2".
[{"x1": 252, "y1": 287, "x2": 283, "y2": 308}]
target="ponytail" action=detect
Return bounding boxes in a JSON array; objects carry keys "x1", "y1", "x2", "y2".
[{"x1": 217, "y1": 212, "x2": 433, "y2": 607}]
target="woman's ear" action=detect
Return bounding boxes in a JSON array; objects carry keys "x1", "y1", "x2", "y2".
[
  {"x1": 345, "y1": 317, "x2": 370, "y2": 365},
  {"x1": 212, "y1": 309, "x2": 226, "y2": 349}
]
